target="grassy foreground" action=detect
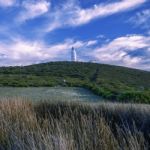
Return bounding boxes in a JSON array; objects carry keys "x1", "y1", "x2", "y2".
[{"x1": 0, "y1": 99, "x2": 150, "y2": 150}]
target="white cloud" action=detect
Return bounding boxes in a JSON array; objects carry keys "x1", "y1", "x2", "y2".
[
  {"x1": 90, "y1": 35, "x2": 150, "y2": 70},
  {"x1": 0, "y1": 0, "x2": 16, "y2": 7},
  {"x1": 72, "y1": 0, "x2": 146, "y2": 26},
  {"x1": 86, "y1": 40, "x2": 98, "y2": 46},
  {"x1": 0, "y1": 38, "x2": 94, "y2": 66},
  {"x1": 17, "y1": 0, "x2": 50, "y2": 22},
  {"x1": 46, "y1": 0, "x2": 146, "y2": 32},
  {"x1": 0, "y1": 35, "x2": 150, "y2": 70},
  {"x1": 0, "y1": 39, "x2": 46, "y2": 66},
  {"x1": 128, "y1": 9, "x2": 150, "y2": 30},
  {"x1": 96, "y1": 34, "x2": 105, "y2": 39}
]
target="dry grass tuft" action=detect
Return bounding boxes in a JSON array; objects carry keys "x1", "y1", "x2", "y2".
[{"x1": 0, "y1": 99, "x2": 150, "y2": 150}]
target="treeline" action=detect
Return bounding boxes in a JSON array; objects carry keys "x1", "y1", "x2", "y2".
[{"x1": 0, "y1": 62, "x2": 150, "y2": 103}]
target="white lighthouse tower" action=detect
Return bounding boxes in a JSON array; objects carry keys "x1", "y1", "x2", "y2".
[{"x1": 71, "y1": 47, "x2": 77, "y2": 62}]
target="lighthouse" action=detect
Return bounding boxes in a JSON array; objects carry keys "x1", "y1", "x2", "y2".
[{"x1": 71, "y1": 47, "x2": 77, "y2": 62}]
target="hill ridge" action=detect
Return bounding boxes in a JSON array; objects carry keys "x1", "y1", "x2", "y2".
[{"x1": 0, "y1": 61, "x2": 150, "y2": 103}]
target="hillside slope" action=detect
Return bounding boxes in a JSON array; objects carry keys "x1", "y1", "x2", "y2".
[{"x1": 0, "y1": 62, "x2": 150, "y2": 103}]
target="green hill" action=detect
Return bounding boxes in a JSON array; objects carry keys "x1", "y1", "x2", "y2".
[{"x1": 0, "y1": 62, "x2": 150, "y2": 103}]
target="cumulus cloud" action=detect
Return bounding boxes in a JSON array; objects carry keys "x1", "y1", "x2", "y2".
[
  {"x1": 0, "y1": 0, "x2": 16, "y2": 7},
  {"x1": 0, "y1": 38, "x2": 96, "y2": 66},
  {"x1": 17, "y1": 0, "x2": 50, "y2": 22},
  {"x1": 91, "y1": 35, "x2": 150, "y2": 70},
  {"x1": 0, "y1": 34, "x2": 150, "y2": 70},
  {"x1": 46, "y1": 0, "x2": 146, "y2": 32}
]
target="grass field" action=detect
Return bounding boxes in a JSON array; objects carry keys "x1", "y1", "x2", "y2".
[
  {"x1": 0, "y1": 87, "x2": 102, "y2": 102},
  {"x1": 0, "y1": 99, "x2": 150, "y2": 150}
]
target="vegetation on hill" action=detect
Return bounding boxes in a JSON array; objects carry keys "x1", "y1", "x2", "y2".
[
  {"x1": 0, "y1": 99, "x2": 150, "y2": 150},
  {"x1": 0, "y1": 62, "x2": 150, "y2": 103}
]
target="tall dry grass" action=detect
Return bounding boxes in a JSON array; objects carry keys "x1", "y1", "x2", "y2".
[{"x1": 0, "y1": 99, "x2": 150, "y2": 150}]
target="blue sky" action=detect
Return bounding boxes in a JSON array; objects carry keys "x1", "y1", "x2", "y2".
[{"x1": 0, "y1": 0, "x2": 150, "y2": 70}]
